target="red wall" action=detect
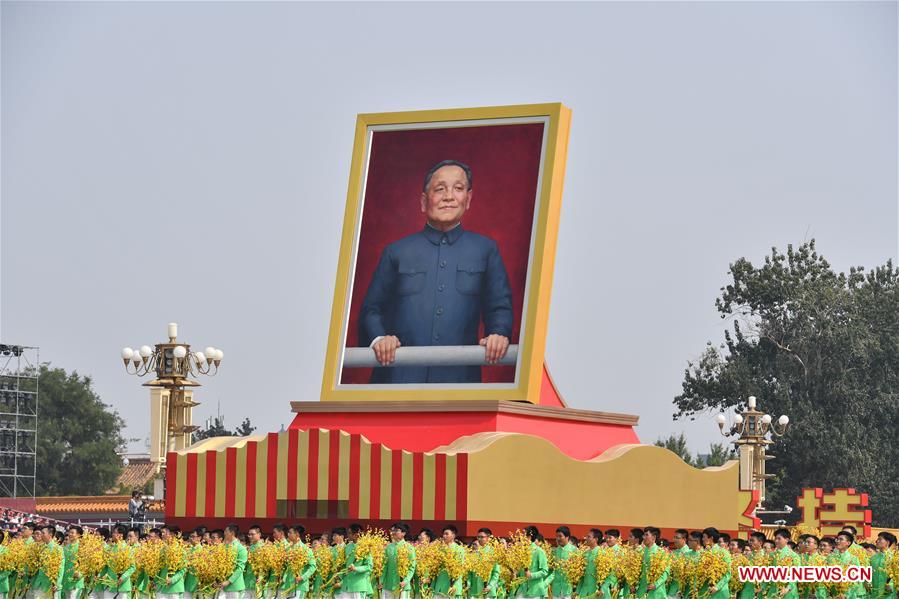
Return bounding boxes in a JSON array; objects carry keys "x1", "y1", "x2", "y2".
[{"x1": 289, "y1": 410, "x2": 639, "y2": 461}]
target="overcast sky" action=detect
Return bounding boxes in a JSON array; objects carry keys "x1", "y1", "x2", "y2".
[{"x1": 2, "y1": 1, "x2": 896, "y2": 456}]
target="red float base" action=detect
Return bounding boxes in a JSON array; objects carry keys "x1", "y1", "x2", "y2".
[{"x1": 290, "y1": 366, "x2": 639, "y2": 460}]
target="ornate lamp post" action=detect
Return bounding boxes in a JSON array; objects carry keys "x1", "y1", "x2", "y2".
[
  {"x1": 716, "y1": 395, "x2": 789, "y2": 509},
  {"x1": 121, "y1": 323, "x2": 222, "y2": 496}
]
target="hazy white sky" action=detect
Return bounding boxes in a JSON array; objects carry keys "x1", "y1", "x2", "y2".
[{"x1": 2, "y1": 1, "x2": 896, "y2": 455}]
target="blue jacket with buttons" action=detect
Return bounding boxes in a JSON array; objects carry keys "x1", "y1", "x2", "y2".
[{"x1": 359, "y1": 224, "x2": 514, "y2": 383}]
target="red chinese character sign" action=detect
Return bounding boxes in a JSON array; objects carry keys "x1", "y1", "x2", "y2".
[{"x1": 796, "y1": 488, "x2": 872, "y2": 538}]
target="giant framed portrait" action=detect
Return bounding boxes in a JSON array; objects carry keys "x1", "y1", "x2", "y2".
[{"x1": 321, "y1": 103, "x2": 571, "y2": 403}]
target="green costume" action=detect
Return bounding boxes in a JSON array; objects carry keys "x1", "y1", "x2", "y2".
[
  {"x1": 599, "y1": 546, "x2": 619, "y2": 599},
  {"x1": 549, "y1": 544, "x2": 576, "y2": 598},
  {"x1": 433, "y1": 544, "x2": 465, "y2": 598},
  {"x1": 156, "y1": 541, "x2": 189, "y2": 595},
  {"x1": 516, "y1": 543, "x2": 549, "y2": 599},
  {"x1": 576, "y1": 546, "x2": 600, "y2": 598},
  {"x1": 869, "y1": 550, "x2": 895, "y2": 599},
  {"x1": 270, "y1": 539, "x2": 291, "y2": 594},
  {"x1": 245, "y1": 541, "x2": 264, "y2": 597},
  {"x1": 636, "y1": 544, "x2": 670, "y2": 599},
  {"x1": 767, "y1": 546, "x2": 799, "y2": 599},
  {"x1": 0, "y1": 544, "x2": 12, "y2": 597},
  {"x1": 342, "y1": 552, "x2": 373, "y2": 596},
  {"x1": 798, "y1": 552, "x2": 827, "y2": 599},
  {"x1": 831, "y1": 549, "x2": 866, "y2": 599},
  {"x1": 184, "y1": 544, "x2": 201, "y2": 596},
  {"x1": 738, "y1": 550, "x2": 766, "y2": 599},
  {"x1": 666, "y1": 546, "x2": 691, "y2": 598},
  {"x1": 31, "y1": 541, "x2": 66, "y2": 596},
  {"x1": 219, "y1": 539, "x2": 248, "y2": 594},
  {"x1": 468, "y1": 545, "x2": 500, "y2": 599},
  {"x1": 283, "y1": 542, "x2": 315, "y2": 597},
  {"x1": 381, "y1": 541, "x2": 417, "y2": 595},
  {"x1": 62, "y1": 541, "x2": 84, "y2": 596},
  {"x1": 105, "y1": 542, "x2": 137, "y2": 594},
  {"x1": 698, "y1": 546, "x2": 731, "y2": 599}
]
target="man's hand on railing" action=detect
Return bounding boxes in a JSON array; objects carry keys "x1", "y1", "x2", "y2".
[
  {"x1": 372, "y1": 335, "x2": 401, "y2": 366},
  {"x1": 344, "y1": 344, "x2": 519, "y2": 368},
  {"x1": 479, "y1": 334, "x2": 510, "y2": 364}
]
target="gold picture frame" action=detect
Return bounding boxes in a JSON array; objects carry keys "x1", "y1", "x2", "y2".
[{"x1": 321, "y1": 103, "x2": 571, "y2": 403}]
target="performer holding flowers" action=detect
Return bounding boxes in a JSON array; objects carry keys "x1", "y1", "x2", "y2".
[
  {"x1": 697, "y1": 528, "x2": 731, "y2": 599},
  {"x1": 433, "y1": 527, "x2": 465, "y2": 599},
  {"x1": 636, "y1": 527, "x2": 669, "y2": 599},
  {"x1": 515, "y1": 527, "x2": 548, "y2": 599},
  {"x1": 381, "y1": 523, "x2": 417, "y2": 599},
  {"x1": 284, "y1": 526, "x2": 314, "y2": 599},
  {"x1": 575, "y1": 529, "x2": 602, "y2": 599}
]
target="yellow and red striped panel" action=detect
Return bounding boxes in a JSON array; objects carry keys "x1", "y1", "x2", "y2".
[{"x1": 165, "y1": 429, "x2": 468, "y2": 521}]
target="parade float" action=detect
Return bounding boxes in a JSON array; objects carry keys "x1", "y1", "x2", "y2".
[{"x1": 157, "y1": 104, "x2": 811, "y2": 538}]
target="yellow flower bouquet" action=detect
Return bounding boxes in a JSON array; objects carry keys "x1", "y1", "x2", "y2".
[
  {"x1": 396, "y1": 542, "x2": 414, "y2": 588},
  {"x1": 414, "y1": 541, "x2": 444, "y2": 599},
  {"x1": 559, "y1": 548, "x2": 586, "y2": 589},
  {"x1": 647, "y1": 549, "x2": 670, "y2": 590},
  {"x1": 190, "y1": 543, "x2": 236, "y2": 599}
]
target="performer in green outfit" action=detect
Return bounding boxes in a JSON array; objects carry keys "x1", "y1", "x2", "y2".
[
  {"x1": 737, "y1": 532, "x2": 767, "y2": 599},
  {"x1": 468, "y1": 528, "x2": 500, "y2": 599},
  {"x1": 214, "y1": 525, "x2": 249, "y2": 599},
  {"x1": 30, "y1": 526, "x2": 65, "y2": 599},
  {"x1": 284, "y1": 525, "x2": 315, "y2": 599},
  {"x1": 799, "y1": 536, "x2": 827, "y2": 599},
  {"x1": 184, "y1": 528, "x2": 203, "y2": 599},
  {"x1": 869, "y1": 532, "x2": 896, "y2": 599},
  {"x1": 381, "y1": 523, "x2": 417, "y2": 599},
  {"x1": 336, "y1": 525, "x2": 363, "y2": 599},
  {"x1": 548, "y1": 527, "x2": 576, "y2": 599},
  {"x1": 158, "y1": 526, "x2": 188, "y2": 599},
  {"x1": 699, "y1": 528, "x2": 731, "y2": 599},
  {"x1": 433, "y1": 526, "x2": 465, "y2": 599},
  {"x1": 601, "y1": 530, "x2": 622, "y2": 599},
  {"x1": 340, "y1": 526, "x2": 372, "y2": 599},
  {"x1": 104, "y1": 525, "x2": 136, "y2": 599},
  {"x1": 269, "y1": 525, "x2": 290, "y2": 599},
  {"x1": 667, "y1": 530, "x2": 690, "y2": 599},
  {"x1": 770, "y1": 529, "x2": 800, "y2": 599},
  {"x1": 245, "y1": 525, "x2": 265, "y2": 599},
  {"x1": 62, "y1": 526, "x2": 84, "y2": 599},
  {"x1": 516, "y1": 527, "x2": 548, "y2": 599},
  {"x1": 833, "y1": 532, "x2": 867, "y2": 599},
  {"x1": 636, "y1": 527, "x2": 669, "y2": 599},
  {"x1": 575, "y1": 529, "x2": 603, "y2": 598}
]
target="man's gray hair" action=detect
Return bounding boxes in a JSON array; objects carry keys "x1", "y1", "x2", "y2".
[{"x1": 422, "y1": 159, "x2": 473, "y2": 192}]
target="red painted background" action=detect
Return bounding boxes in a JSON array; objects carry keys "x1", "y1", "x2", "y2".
[{"x1": 340, "y1": 123, "x2": 546, "y2": 384}]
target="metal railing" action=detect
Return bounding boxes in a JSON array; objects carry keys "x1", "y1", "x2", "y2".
[{"x1": 343, "y1": 344, "x2": 519, "y2": 368}]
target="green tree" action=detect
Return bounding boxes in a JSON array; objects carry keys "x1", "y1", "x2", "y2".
[
  {"x1": 673, "y1": 241, "x2": 899, "y2": 526},
  {"x1": 655, "y1": 433, "x2": 697, "y2": 467},
  {"x1": 702, "y1": 442, "x2": 734, "y2": 467},
  {"x1": 36, "y1": 365, "x2": 127, "y2": 495}
]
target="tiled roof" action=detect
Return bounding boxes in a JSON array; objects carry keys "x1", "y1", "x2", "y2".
[
  {"x1": 110, "y1": 460, "x2": 158, "y2": 493},
  {"x1": 35, "y1": 496, "x2": 164, "y2": 514}
]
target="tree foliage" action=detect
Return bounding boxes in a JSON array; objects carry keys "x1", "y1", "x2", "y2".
[
  {"x1": 193, "y1": 416, "x2": 255, "y2": 441},
  {"x1": 654, "y1": 434, "x2": 735, "y2": 468},
  {"x1": 36, "y1": 365, "x2": 127, "y2": 495},
  {"x1": 673, "y1": 241, "x2": 899, "y2": 526}
]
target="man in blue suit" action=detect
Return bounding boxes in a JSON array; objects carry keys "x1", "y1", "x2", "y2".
[{"x1": 359, "y1": 159, "x2": 514, "y2": 383}]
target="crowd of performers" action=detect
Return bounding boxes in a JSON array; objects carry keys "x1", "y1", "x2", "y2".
[{"x1": 0, "y1": 521, "x2": 896, "y2": 599}]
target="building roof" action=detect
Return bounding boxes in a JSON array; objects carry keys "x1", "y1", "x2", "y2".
[
  {"x1": 36, "y1": 495, "x2": 164, "y2": 514},
  {"x1": 110, "y1": 458, "x2": 158, "y2": 494}
]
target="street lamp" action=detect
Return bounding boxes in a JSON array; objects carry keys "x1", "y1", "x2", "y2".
[
  {"x1": 716, "y1": 395, "x2": 789, "y2": 509},
  {"x1": 120, "y1": 323, "x2": 222, "y2": 493}
]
